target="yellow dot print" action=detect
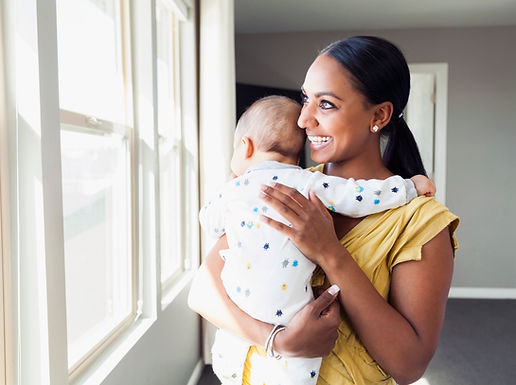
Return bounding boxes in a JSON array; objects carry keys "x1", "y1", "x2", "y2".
[
  {"x1": 284, "y1": 360, "x2": 289, "y2": 367},
  {"x1": 257, "y1": 223, "x2": 261, "y2": 229},
  {"x1": 246, "y1": 263, "x2": 252, "y2": 270},
  {"x1": 281, "y1": 283, "x2": 287, "y2": 291}
]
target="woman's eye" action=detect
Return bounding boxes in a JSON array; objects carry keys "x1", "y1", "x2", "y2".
[{"x1": 320, "y1": 100, "x2": 335, "y2": 110}]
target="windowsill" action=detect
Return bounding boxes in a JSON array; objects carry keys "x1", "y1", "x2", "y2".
[
  {"x1": 160, "y1": 269, "x2": 196, "y2": 310},
  {"x1": 70, "y1": 316, "x2": 155, "y2": 385}
]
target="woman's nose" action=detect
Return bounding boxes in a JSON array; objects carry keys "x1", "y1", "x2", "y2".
[{"x1": 297, "y1": 104, "x2": 317, "y2": 130}]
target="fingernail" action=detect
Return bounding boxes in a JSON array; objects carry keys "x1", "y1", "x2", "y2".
[
  {"x1": 328, "y1": 284, "x2": 340, "y2": 295},
  {"x1": 259, "y1": 192, "x2": 266, "y2": 198},
  {"x1": 269, "y1": 182, "x2": 277, "y2": 187}
]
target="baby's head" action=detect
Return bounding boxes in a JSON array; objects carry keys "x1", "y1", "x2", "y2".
[{"x1": 230, "y1": 96, "x2": 306, "y2": 176}]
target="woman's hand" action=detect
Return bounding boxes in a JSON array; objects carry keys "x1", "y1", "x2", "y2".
[
  {"x1": 275, "y1": 285, "x2": 341, "y2": 358},
  {"x1": 259, "y1": 182, "x2": 341, "y2": 266}
]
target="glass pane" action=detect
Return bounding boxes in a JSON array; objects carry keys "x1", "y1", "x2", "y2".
[
  {"x1": 156, "y1": 3, "x2": 183, "y2": 283},
  {"x1": 159, "y1": 141, "x2": 182, "y2": 282},
  {"x1": 61, "y1": 128, "x2": 132, "y2": 367},
  {"x1": 56, "y1": 0, "x2": 128, "y2": 124}
]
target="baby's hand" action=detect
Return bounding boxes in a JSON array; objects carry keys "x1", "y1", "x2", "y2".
[{"x1": 411, "y1": 174, "x2": 436, "y2": 197}]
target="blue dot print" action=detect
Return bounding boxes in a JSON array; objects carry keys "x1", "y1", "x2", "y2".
[
  {"x1": 272, "y1": 176, "x2": 278, "y2": 181},
  {"x1": 356, "y1": 195, "x2": 363, "y2": 202},
  {"x1": 263, "y1": 243, "x2": 270, "y2": 250},
  {"x1": 323, "y1": 182, "x2": 329, "y2": 188},
  {"x1": 392, "y1": 187, "x2": 399, "y2": 193},
  {"x1": 276, "y1": 309, "x2": 283, "y2": 317},
  {"x1": 292, "y1": 260, "x2": 299, "y2": 267},
  {"x1": 310, "y1": 370, "x2": 316, "y2": 378},
  {"x1": 374, "y1": 199, "x2": 380, "y2": 205}
]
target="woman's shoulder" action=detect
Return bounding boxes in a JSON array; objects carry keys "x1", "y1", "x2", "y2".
[
  {"x1": 385, "y1": 196, "x2": 460, "y2": 269},
  {"x1": 394, "y1": 196, "x2": 457, "y2": 221}
]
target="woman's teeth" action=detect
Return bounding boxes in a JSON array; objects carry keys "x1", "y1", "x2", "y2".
[{"x1": 308, "y1": 136, "x2": 331, "y2": 145}]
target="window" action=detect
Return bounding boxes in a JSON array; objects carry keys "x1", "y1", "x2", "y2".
[
  {"x1": 4, "y1": 0, "x2": 199, "y2": 382},
  {"x1": 56, "y1": 0, "x2": 135, "y2": 373},
  {"x1": 156, "y1": 1, "x2": 185, "y2": 286}
]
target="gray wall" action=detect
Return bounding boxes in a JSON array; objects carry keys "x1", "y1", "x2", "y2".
[
  {"x1": 236, "y1": 26, "x2": 516, "y2": 289},
  {"x1": 102, "y1": 285, "x2": 200, "y2": 385}
]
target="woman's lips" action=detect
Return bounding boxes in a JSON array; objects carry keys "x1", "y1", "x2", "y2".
[{"x1": 308, "y1": 135, "x2": 333, "y2": 150}]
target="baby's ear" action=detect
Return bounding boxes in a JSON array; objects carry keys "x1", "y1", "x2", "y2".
[{"x1": 242, "y1": 136, "x2": 254, "y2": 159}]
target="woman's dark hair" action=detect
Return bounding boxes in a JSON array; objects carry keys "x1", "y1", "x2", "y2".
[{"x1": 321, "y1": 36, "x2": 427, "y2": 178}]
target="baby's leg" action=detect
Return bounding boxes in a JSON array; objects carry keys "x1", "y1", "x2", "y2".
[{"x1": 211, "y1": 329, "x2": 251, "y2": 384}]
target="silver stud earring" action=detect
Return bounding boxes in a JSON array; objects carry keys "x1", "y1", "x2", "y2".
[{"x1": 372, "y1": 125, "x2": 380, "y2": 133}]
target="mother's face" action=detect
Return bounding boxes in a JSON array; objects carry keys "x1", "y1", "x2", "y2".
[{"x1": 298, "y1": 54, "x2": 377, "y2": 165}]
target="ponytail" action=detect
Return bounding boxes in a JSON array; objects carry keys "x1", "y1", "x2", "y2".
[
  {"x1": 321, "y1": 36, "x2": 427, "y2": 178},
  {"x1": 382, "y1": 117, "x2": 427, "y2": 178}
]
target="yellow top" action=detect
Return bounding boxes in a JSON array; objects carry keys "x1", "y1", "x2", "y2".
[{"x1": 242, "y1": 166, "x2": 459, "y2": 385}]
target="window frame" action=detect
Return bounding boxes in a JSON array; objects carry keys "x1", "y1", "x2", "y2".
[
  {"x1": 156, "y1": 0, "x2": 185, "y2": 289},
  {"x1": 157, "y1": 0, "x2": 200, "y2": 308},
  {"x1": 55, "y1": 0, "x2": 140, "y2": 377}
]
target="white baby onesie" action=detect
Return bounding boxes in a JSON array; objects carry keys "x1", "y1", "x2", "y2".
[{"x1": 199, "y1": 161, "x2": 417, "y2": 385}]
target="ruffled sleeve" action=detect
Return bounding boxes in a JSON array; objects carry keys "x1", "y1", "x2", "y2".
[{"x1": 387, "y1": 197, "x2": 459, "y2": 271}]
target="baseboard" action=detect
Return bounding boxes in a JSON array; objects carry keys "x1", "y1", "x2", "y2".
[
  {"x1": 449, "y1": 287, "x2": 516, "y2": 299},
  {"x1": 186, "y1": 359, "x2": 204, "y2": 385}
]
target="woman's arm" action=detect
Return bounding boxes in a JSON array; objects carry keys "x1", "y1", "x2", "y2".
[
  {"x1": 188, "y1": 235, "x2": 272, "y2": 345},
  {"x1": 187, "y1": 234, "x2": 341, "y2": 357},
  {"x1": 259, "y1": 183, "x2": 454, "y2": 385}
]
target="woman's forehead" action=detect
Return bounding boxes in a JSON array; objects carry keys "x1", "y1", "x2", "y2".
[{"x1": 302, "y1": 54, "x2": 355, "y2": 95}]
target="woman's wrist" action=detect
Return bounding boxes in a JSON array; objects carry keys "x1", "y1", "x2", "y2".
[
  {"x1": 271, "y1": 325, "x2": 292, "y2": 355},
  {"x1": 318, "y1": 240, "x2": 348, "y2": 272}
]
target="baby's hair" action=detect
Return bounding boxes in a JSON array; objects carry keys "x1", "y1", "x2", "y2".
[{"x1": 235, "y1": 95, "x2": 306, "y2": 161}]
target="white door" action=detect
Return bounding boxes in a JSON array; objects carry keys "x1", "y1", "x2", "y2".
[{"x1": 406, "y1": 72, "x2": 436, "y2": 180}]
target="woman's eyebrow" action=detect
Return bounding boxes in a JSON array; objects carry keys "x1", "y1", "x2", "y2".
[
  {"x1": 300, "y1": 87, "x2": 343, "y2": 101},
  {"x1": 315, "y1": 91, "x2": 343, "y2": 101}
]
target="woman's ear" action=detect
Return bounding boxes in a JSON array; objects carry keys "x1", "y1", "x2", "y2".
[
  {"x1": 370, "y1": 102, "x2": 393, "y2": 133},
  {"x1": 241, "y1": 136, "x2": 254, "y2": 159}
]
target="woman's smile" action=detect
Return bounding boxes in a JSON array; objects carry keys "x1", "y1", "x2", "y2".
[{"x1": 307, "y1": 135, "x2": 333, "y2": 150}]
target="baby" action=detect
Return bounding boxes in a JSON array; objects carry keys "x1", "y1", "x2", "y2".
[{"x1": 199, "y1": 96, "x2": 433, "y2": 385}]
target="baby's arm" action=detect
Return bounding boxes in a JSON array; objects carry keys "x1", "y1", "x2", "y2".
[
  {"x1": 306, "y1": 171, "x2": 418, "y2": 218},
  {"x1": 410, "y1": 174, "x2": 436, "y2": 197},
  {"x1": 199, "y1": 184, "x2": 231, "y2": 239}
]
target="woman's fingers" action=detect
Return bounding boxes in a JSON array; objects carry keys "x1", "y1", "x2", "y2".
[
  {"x1": 309, "y1": 191, "x2": 333, "y2": 219},
  {"x1": 275, "y1": 286, "x2": 341, "y2": 357},
  {"x1": 260, "y1": 182, "x2": 309, "y2": 219},
  {"x1": 259, "y1": 214, "x2": 295, "y2": 238}
]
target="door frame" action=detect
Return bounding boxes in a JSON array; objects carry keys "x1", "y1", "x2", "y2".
[{"x1": 408, "y1": 63, "x2": 448, "y2": 204}]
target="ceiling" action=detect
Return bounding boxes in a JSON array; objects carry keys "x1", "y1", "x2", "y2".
[{"x1": 235, "y1": 0, "x2": 516, "y2": 34}]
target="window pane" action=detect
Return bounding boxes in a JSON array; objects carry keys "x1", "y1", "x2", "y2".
[
  {"x1": 156, "y1": 3, "x2": 183, "y2": 283},
  {"x1": 57, "y1": 0, "x2": 128, "y2": 124},
  {"x1": 61, "y1": 129, "x2": 132, "y2": 367}
]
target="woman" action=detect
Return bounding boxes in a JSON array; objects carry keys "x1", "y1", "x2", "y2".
[{"x1": 189, "y1": 36, "x2": 459, "y2": 385}]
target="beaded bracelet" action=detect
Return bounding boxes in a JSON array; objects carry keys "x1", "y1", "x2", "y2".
[{"x1": 265, "y1": 324, "x2": 286, "y2": 359}]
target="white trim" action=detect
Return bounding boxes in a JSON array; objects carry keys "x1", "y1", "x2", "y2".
[
  {"x1": 70, "y1": 318, "x2": 155, "y2": 385},
  {"x1": 1, "y1": 0, "x2": 19, "y2": 382},
  {"x1": 449, "y1": 287, "x2": 516, "y2": 299},
  {"x1": 185, "y1": 359, "x2": 204, "y2": 385},
  {"x1": 408, "y1": 63, "x2": 448, "y2": 205}
]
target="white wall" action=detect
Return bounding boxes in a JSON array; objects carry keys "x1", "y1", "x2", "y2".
[{"x1": 235, "y1": 26, "x2": 516, "y2": 290}]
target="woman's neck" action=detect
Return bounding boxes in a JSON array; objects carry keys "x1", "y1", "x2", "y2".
[{"x1": 324, "y1": 151, "x2": 393, "y2": 180}]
